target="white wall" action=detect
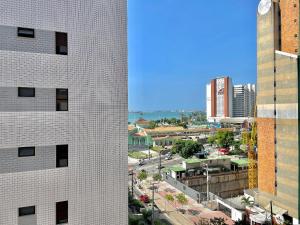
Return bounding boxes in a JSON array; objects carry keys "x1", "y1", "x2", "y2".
[{"x1": 206, "y1": 83, "x2": 211, "y2": 119}]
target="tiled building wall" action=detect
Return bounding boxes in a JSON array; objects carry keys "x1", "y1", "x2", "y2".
[
  {"x1": 0, "y1": 146, "x2": 56, "y2": 174},
  {"x1": 275, "y1": 52, "x2": 299, "y2": 218},
  {"x1": 0, "y1": 25, "x2": 56, "y2": 55},
  {"x1": 257, "y1": 1, "x2": 277, "y2": 195},
  {"x1": 0, "y1": 87, "x2": 56, "y2": 112},
  {"x1": 280, "y1": 0, "x2": 300, "y2": 54},
  {"x1": 0, "y1": 0, "x2": 127, "y2": 225}
]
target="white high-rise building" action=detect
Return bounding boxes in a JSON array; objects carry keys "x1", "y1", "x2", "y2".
[
  {"x1": 0, "y1": 1, "x2": 127, "y2": 225},
  {"x1": 233, "y1": 84, "x2": 256, "y2": 117}
]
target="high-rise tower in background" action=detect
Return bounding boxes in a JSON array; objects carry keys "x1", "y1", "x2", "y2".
[
  {"x1": 206, "y1": 76, "x2": 233, "y2": 122},
  {"x1": 0, "y1": 1, "x2": 127, "y2": 225},
  {"x1": 256, "y1": 0, "x2": 299, "y2": 222},
  {"x1": 233, "y1": 84, "x2": 256, "y2": 117}
]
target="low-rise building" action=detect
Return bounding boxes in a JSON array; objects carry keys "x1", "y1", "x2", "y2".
[{"x1": 166, "y1": 157, "x2": 248, "y2": 198}]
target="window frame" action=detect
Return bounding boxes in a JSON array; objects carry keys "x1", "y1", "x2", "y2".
[
  {"x1": 18, "y1": 87, "x2": 35, "y2": 97},
  {"x1": 56, "y1": 145, "x2": 68, "y2": 168},
  {"x1": 56, "y1": 89, "x2": 68, "y2": 111},
  {"x1": 19, "y1": 206, "x2": 35, "y2": 217},
  {"x1": 18, "y1": 147, "x2": 35, "y2": 157},
  {"x1": 17, "y1": 27, "x2": 35, "y2": 38},
  {"x1": 56, "y1": 201, "x2": 68, "y2": 224}
]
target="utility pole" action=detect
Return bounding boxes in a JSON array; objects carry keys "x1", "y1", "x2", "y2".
[
  {"x1": 204, "y1": 163, "x2": 209, "y2": 201},
  {"x1": 270, "y1": 201, "x2": 274, "y2": 225},
  {"x1": 158, "y1": 150, "x2": 162, "y2": 175}
]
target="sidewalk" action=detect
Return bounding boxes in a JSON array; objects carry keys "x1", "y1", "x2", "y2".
[{"x1": 143, "y1": 181, "x2": 234, "y2": 225}]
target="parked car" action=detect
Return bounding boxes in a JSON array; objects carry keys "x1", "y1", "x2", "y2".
[
  {"x1": 139, "y1": 194, "x2": 150, "y2": 203},
  {"x1": 165, "y1": 153, "x2": 172, "y2": 160},
  {"x1": 138, "y1": 159, "x2": 145, "y2": 166},
  {"x1": 218, "y1": 148, "x2": 229, "y2": 155}
]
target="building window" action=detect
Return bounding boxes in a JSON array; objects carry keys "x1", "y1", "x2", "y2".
[
  {"x1": 56, "y1": 89, "x2": 68, "y2": 111},
  {"x1": 56, "y1": 32, "x2": 68, "y2": 55},
  {"x1": 17, "y1": 27, "x2": 35, "y2": 38},
  {"x1": 18, "y1": 87, "x2": 35, "y2": 97},
  {"x1": 295, "y1": 49, "x2": 298, "y2": 53},
  {"x1": 56, "y1": 145, "x2": 68, "y2": 168},
  {"x1": 295, "y1": 34, "x2": 298, "y2": 38},
  {"x1": 56, "y1": 201, "x2": 68, "y2": 224},
  {"x1": 19, "y1": 206, "x2": 35, "y2": 216},
  {"x1": 18, "y1": 147, "x2": 35, "y2": 157},
  {"x1": 294, "y1": 3, "x2": 297, "y2": 7}
]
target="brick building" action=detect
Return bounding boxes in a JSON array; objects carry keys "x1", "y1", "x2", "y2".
[{"x1": 255, "y1": 0, "x2": 300, "y2": 223}]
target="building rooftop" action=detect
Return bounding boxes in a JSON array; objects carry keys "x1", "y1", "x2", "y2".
[
  {"x1": 184, "y1": 156, "x2": 231, "y2": 164},
  {"x1": 169, "y1": 165, "x2": 186, "y2": 172},
  {"x1": 231, "y1": 158, "x2": 248, "y2": 167}
]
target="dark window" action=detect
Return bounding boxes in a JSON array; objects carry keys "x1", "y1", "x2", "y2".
[
  {"x1": 19, "y1": 206, "x2": 35, "y2": 216},
  {"x1": 56, "y1": 89, "x2": 68, "y2": 111},
  {"x1": 17, "y1": 27, "x2": 35, "y2": 38},
  {"x1": 56, "y1": 145, "x2": 68, "y2": 168},
  {"x1": 56, "y1": 32, "x2": 68, "y2": 55},
  {"x1": 18, "y1": 147, "x2": 35, "y2": 157},
  {"x1": 295, "y1": 34, "x2": 298, "y2": 38},
  {"x1": 294, "y1": 3, "x2": 297, "y2": 7},
  {"x1": 56, "y1": 201, "x2": 68, "y2": 224},
  {"x1": 18, "y1": 87, "x2": 35, "y2": 97}
]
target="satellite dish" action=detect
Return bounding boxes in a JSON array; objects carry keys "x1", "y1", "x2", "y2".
[{"x1": 274, "y1": 214, "x2": 284, "y2": 225}]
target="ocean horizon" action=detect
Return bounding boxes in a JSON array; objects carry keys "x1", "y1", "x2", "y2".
[{"x1": 128, "y1": 110, "x2": 197, "y2": 123}]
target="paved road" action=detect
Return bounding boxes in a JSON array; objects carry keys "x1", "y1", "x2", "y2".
[{"x1": 136, "y1": 155, "x2": 182, "y2": 174}]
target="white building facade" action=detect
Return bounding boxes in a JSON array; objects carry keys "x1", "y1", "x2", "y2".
[{"x1": 0, "y1": 1, "x2": 127, "y2": 225}]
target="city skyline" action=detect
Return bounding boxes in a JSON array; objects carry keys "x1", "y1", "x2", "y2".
[{"x1": 128, "y1": 0, "x2": 259, "y2": 111}]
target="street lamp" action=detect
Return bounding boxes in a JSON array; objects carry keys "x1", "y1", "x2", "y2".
[{"x1": 204, "y1": 163, "x2": 209, "y2": 201}]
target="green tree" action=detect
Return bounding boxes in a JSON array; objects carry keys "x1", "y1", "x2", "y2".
[
  {"x1": 141, "y1": 209, "x2": 152, "y2": 221},
  {"x1": 172, "y1": 140, "x2": 204, "y2": 159},
  {"x1": 153, "y1": 173, "x2": 162, "y2": 181},
  {"x1": 209, "y1": 217, "x2": 227, "y2": 225},
  {"x1": 137, "y1": 170, "x2": 148, "y2": 181},
  {"x1": 149, "y1": 121, "x2": 157, "y2": 129},
  {"x1": 176, "y1": 193, "x2": 188, "y2": 206},
  {"x1": 214, "y1": 131, "x2": 234, "y2": 148},
  {"x1": 207, "y1": 135, "x2": 216, "y2": 145}
]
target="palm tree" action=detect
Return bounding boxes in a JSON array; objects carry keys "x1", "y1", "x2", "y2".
[
  {"x1": 176, "y1": 193, "x2": 188, "y2": 209},
  {"x1": 241, "y1": 196, "x2": 254, "y2": 208},
  {"x1": 164, "y1": 194, "x2": 174, "y2": 212}
]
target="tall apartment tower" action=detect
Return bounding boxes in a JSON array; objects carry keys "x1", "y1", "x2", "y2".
[
  {"x1": 0, "y1": 1, "x2": 127, "y2": 225},
  {"x1": 256, "y1": 0, "x2": 299, "y2": 222},
  {"x1": 233, "y1": 84, "x2": 256, "y2": 117},
  {"x1": 206, "y1": 76, "x2": 233, "y2": 122}
]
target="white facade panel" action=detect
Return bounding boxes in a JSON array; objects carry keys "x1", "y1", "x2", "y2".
[{"x1": 0, "y1": 1, "x2": 127, "y2": 225}]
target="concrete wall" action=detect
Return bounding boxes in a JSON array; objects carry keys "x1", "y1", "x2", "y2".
[{"x1": 182, "y1": 170, "x2": 248, "y2": 198}]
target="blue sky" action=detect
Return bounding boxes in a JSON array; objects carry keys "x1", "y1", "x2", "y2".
[{"x1": 128, "y1": 0, "x2": 259, "y2": 111}]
